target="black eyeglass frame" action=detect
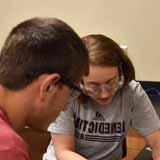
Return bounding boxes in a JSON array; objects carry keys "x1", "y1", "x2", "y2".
[
  {"x1": 27, "y1": 70, "x2": 84, "y2": 96},
  {"x1": 59, "y1": 77, "x2": 84, "y2": 94}
]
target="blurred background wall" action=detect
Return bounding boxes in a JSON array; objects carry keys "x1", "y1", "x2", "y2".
[{"x1": 0, "y1": 0, "x2": 160, "y2": 81}]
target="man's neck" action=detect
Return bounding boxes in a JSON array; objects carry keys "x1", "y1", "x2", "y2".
[{"x1": 0, "y1": 87, "x2": 29, "y2": 132}]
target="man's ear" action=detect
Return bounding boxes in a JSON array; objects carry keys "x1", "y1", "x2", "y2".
[{"x1": 39, "y1": 73, "x2": 61, "y2": 100}]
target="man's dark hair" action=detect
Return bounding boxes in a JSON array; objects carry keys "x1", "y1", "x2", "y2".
[{"x1": 0, "y1": 17, "x2": 89, "y2": 90}]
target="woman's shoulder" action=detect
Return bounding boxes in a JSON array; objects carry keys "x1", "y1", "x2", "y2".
[
  {"x1": 123, "y1": 80, "x2": 145, "y2": 98},
  {"x1": 126, "y1": 80, "x2": 142, "y2": 91}
]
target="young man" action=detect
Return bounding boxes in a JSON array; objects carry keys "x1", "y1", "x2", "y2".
[
  {"x1": 44, "y1": 34, "x2": 160, "y2": 160},
  {"x1": 0, "y1": 17, "x2": 89, "y2": 160}
]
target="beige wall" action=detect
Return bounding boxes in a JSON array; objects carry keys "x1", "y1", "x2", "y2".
[{"x1": 0, "y1": 0, "x2": 160, "y2": 81}]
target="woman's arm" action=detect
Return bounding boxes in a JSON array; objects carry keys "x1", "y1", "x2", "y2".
[
  {"x1": 145, "y1": 130, "x2": 160, "y2": 160},
  {"x1": 51, "y1": 133, "x2": 87, "y2": 160}
]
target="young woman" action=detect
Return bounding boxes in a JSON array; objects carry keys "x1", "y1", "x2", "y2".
[{"x1": 43, "y1": 34, "x2": 160, "y2": 160}]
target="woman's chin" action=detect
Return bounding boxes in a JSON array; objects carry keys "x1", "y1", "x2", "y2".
[{"x1": 96, "y1": 97, "x2": 112, "y2": 106}]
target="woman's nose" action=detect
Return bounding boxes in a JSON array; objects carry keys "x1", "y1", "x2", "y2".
[{"x1": 99, "y1": 87, "x2": 111, "y2": 98}]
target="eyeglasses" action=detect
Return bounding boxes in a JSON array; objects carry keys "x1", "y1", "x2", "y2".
[
  {"x1": 59, "y1": 77, "x2": 85, "y2": 100},
  {"x1": 81, "y1": 76, "x2": 124, "y2": 98}
]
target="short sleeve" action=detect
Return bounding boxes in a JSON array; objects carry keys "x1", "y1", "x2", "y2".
[
  {"x1": 131, "y1": 81, "x2": 160, "y2": 136},
  {"x1": 47, "y1": 103, "x2": 75, "y2": 134}
]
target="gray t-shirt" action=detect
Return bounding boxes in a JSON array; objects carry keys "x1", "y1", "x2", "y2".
[{"x1": 43, "y1": 80, "x2": 160, "y2": 160}]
